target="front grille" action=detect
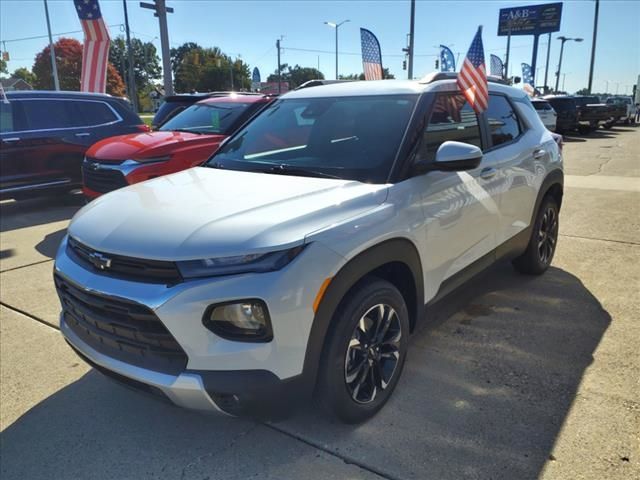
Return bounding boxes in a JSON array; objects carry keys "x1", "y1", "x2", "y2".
[
  {"x1": 82, "y1": 161, "x2": 128, "y2": 194},
  {"x1": 56, "y1": 274, "x2": 188, "y2": 375},
  {"x1": 67, "y1": 236, "x2": 182, "y2": 284}
]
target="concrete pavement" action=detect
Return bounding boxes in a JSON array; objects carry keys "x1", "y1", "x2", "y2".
[{"x1": 1, "y1": 126, "x2": 638, "y2": 479}]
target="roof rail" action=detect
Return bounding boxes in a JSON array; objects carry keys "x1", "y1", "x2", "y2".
[{"x1": 418, "y1": 71, "x2": 509, "y2": 85}]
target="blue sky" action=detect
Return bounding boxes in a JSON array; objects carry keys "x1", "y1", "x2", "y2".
[{"x1": 1, "y1": 0, "x2": 638, "y2": 94}]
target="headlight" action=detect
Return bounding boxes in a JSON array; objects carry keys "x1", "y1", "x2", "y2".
[
  {"x1": 203, "y1": 300, "x2": 272, "y2": 342},
  {"x1": 133, "y1": 155, "x2": 172, "y2": 163},
  {"x1": 177, "y1": 245, "x2": 305, "y2": 278}
]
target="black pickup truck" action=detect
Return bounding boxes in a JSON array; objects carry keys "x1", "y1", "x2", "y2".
[{"x1": 573, "y1": 96, "x2": 614, "y2": 132}]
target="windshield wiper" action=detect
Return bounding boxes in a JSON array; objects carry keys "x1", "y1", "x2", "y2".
[
  {"x1": 266, "y1": 164, "x2": 342, "y2": 180},
  {"x1": 165, "y1": 128, "x2": 205, "y2": 135}
]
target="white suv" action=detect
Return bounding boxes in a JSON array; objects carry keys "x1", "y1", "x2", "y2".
[{"x1": 55, "y1": 73, "x2": 563, "y2": 423}]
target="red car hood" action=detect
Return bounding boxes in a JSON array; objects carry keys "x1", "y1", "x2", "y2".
[{"x1": 87, "y1": 131, "x2": 227, "y2": 162}]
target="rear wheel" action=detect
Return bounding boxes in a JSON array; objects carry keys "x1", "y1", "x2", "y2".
[
  {"x1": 513, "y1": 196, "x2": 559, "y2": 275},
  {"x1": 317, "y1": 278, "x2": 409, "y2": 423}
]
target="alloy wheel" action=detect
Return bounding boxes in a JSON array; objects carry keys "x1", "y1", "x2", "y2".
[
  {"x1": 538, "y1": 206, "x2": 558, "y2": 265},
  {"x1": 344, "y1": 303, "x2": 402, "y2": 404}
]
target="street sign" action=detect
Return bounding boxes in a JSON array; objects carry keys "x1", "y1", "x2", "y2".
[{"x1": 498, "y1": 2, "x2": 563, "y2": 36}]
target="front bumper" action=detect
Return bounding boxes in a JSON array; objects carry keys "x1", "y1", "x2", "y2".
[{"x1": 55, "y1": 236, "x2": 345, "y2": 414}]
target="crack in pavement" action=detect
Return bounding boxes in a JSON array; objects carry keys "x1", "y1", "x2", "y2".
[
  {"x1": 559, "y1": 233, "x2": 639, "y2": 246},
  {"x1": 179, "y1": 423, "x2": 260, "y2": 480},
  {"x1": 264, "y1": 422, "x2": 398, "y2": 480},
  {"x1": 0, "y1": 258, "x2": 54, "y2": 274},
  {"x1": 0, "y1": 301, "x2": 59, "y2": 331}
]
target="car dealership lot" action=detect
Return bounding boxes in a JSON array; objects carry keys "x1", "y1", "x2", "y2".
[{"x1": 1, "y1": 127, "x2": 638, "y2": 479}]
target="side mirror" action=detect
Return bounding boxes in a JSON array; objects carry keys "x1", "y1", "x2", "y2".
[{"x1": 433, "y1": 141, "x2": 483, "y2": 171}]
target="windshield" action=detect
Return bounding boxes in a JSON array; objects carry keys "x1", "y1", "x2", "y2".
[
  {"x1": 160, "y1": 102, "x2": 256, "y2": 135},
  {"x1": 532, "y1": 101, "x2": 551, "y2": 111},
  {"x1": 207, "y1": 95, "x2": 418, "y2": 183}
]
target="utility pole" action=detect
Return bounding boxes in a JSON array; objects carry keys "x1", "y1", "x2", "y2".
[
  {"x1": 543, "y1": 32, "x2": 552, "y2": 93},
  {"x1": 123, "y1": 0, "x2": 137, "y2": 111},
  {"x1": 43, "y1": 0, "x2": 60, "y2": 90},
  {"x1": 276, "y1": 38, "x2": 282, "y2": 93},
  {"x1": 140, "y1": 0, "x2": 174, "y2": 96},
  {"x1": 504, "y1": 21, "x2": 512, "y2": 81},
  {"x1": 587, "y1": 0, "x2": 599, "y2": 93},
  {"x1": 407, "y1": 0, "x2": 415, "y2": 79}
]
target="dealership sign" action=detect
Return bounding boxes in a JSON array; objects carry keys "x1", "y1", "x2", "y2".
[{"x1": 498, "y1": 2, "x2": 563, "y2": 36}]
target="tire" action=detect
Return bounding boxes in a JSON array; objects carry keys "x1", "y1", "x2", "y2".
[
  {"x1": 316, "y1": 277, "x2": 410, "y2": 423},
  {"x1": 513, "y1": 196, "x2": 559, "y2": 275},
  {"x1": 603, "y1": 122, "x2": 613, "y2": 130},
  {"x1": 578, "y1": 125, "x2": 590, "y2": 135}
]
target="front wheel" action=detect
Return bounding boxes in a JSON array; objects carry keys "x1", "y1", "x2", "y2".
[
  {"x1": 317, "y1": 278, "x2": 410, "y2": 423},
  {"x1": 513, "y1": 196, "x2": 559, "y2": 275}
]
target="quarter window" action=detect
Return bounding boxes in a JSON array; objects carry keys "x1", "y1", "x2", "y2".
[
  {"x1": 75, "y1": 101, "x2": 118, "y2": 126},
  {"x1": 0, "y1": 102, "x2": 14, "y2": 133},
  {"x1": 418, "y1": 93, "x2": 482, "y2": 162},
  {"x1": 486, "y1": 95, "x2": 522, "y2": 148}
]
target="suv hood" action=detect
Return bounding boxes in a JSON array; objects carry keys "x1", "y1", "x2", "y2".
[
  {"x1": 87, "y1": 131, "x2": 227, "y2": 162},
  {"x1": 69, "y1": 167, "x2": 388, "y2": 260}
]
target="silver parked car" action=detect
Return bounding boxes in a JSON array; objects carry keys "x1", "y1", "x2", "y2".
[
  {"x1": 54, "y1": 73, "x2": 563, "y2": 423},
  {"x1": 531, "y1": 98, "x2": 557, "y2": 131}
]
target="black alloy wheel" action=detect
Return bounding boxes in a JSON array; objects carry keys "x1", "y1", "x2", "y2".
[
  {"x1": 316, "y1": 278, "x2": 409, "y2": 423},
  {"x1": 344, "y1": 303, "x2": 402, "y2": 404},
  {"x1": 537, "y1": 205, "x2": 558, "y2": 266}
]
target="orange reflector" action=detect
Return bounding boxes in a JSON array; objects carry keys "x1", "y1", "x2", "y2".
[{"x1": 313, "y1": 277, "x2": 332, "y2": 313}]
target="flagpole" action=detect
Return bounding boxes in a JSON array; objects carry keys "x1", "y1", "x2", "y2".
[
  {"x1": 123, "y1": 0, "x2": 138, "y2": 112},
  {"x1": 43, "y1": 0, "x2": 60, "y2": 90}
]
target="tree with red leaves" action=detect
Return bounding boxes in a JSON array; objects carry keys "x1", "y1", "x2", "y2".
[{"x1": 32, "y1": 37, "x2": 125, "y2": 97}]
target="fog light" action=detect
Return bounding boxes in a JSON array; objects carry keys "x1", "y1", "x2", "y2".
[{"x1": 203, "y1": 300, "x2": 272, "y2": 342}]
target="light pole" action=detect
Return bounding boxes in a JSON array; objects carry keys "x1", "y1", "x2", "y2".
[
  {"x1": 562, "y1": 72, "x2": 570, "y2": 91},
  {"x1": 555, "y1": 36, "x2": 583, "y2": 93},
  {"x1": 324, "y1": 19, "x2": 350, "y2": 80}
]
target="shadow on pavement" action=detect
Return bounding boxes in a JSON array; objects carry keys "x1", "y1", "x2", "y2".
[
  {"x1": 35, "y1": 229, "x2": 67, "y2": 259},
  {"x1": 0, "y1": 263, "x2": 611, "y2": 480},
  {"x1": 0, "y1": 194, "x2": 84, "y2": 233}
]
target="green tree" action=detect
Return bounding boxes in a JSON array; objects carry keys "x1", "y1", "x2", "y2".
[
  {"x1": 266, "y1": 64, "x2": 324, "y2": 89},
  {"x1": 11, "y1": 67, "x2": 36, "y2": 85},
  {"x1": 339, "y1": 68, "x2": 395, "y2": 80},
  {"x1": 576, "y1": 88, "x2": 590, "y2": 95},
  {"x1": 109, "y1": 36, "x2": 161, "y2": 101},
  {"x1": 172, "y1": 44, "x2": 250, "y2": 92},
  {"x1": 170, "y1": 42, "x2": 201, "y2": 77},
  {"x1": 0, "y1": 58, "x2": 7, "y2": 75}
]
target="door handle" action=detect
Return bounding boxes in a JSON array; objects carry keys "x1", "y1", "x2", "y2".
[
  {"x1": 75, "y1": 132, "x2": 91, "y2": 137},
  {"x1": 533, "y1": 149, "x2": 546, "y2": 159},
  {"x1": 2, "y1": 137, "x2": 21, "y2": 142},
  {"x1": 480, "y1": 167, "x2": 496, "y2": 180}
]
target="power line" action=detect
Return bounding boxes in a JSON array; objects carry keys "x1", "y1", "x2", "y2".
[{"x1": 0, "y1": 25, "x2": 124, "y2": 44}]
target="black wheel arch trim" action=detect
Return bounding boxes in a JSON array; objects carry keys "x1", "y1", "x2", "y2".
[
  {"x1": 533, "y1": 168, "x2": 564, "y2": 224},
  {"x1": 301, "y1": 238, "x2": 424, "y2": 397}
]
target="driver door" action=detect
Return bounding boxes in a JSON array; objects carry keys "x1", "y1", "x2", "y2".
[{"x1": 412, "y1": 93, "x2": 503, "y2": 298}]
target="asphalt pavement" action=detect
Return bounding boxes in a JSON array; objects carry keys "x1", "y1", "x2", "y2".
[{"x1": 1, "y1": 126, "x2": 638, "y2": 480}]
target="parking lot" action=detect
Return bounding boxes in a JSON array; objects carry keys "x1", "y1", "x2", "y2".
[{"x1": 1, "y1": 126, "x2": 638, "y2": 480}]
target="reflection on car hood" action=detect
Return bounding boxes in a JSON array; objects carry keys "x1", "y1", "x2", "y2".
[
  {"x1": 87, "y1": 131, "x2": 227, "y2": 161},
  {"x1": 69, "y1": 167, "x2": 388, "y2": 260}
]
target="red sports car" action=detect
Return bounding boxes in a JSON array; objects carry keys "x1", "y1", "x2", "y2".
[{"x1": 82, "y1": 93, "x2": 274, "y2": 199}]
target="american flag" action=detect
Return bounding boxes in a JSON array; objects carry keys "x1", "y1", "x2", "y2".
[
  {"x1": 521, "y1": 63, "x2": 534, "y2": 86},
  {"x1": 439, "y1": 45, "x2": 456, "y2": 72},
  {"x1": 360, "y1": 28, "x2": 383, "y2": 81},
  {"x1": 490, "y1": 54, "x2": 504, "y2": 77},
  {"x1": 74, "y1": 0, "x2": 110, "y2": 93},
  {"x1": 457, "y1": 27, "x2": 488, "y2": 114}
]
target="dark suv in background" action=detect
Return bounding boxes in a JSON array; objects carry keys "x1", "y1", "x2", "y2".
[{"x1": 0, "y1": 91, "x2": 148, "y2": 200}]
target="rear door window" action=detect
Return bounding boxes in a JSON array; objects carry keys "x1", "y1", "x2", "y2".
[
  {"x1": 18, "y1": 99, "x2": 79, "y2": 130},
  {"x1": 418, "y1": 93, "x2": 482, "y2": 162},
  {"x1": 486, "y1": 94, "x2": 522, "y2": 148},
  {"x1": 74, "y1": 101, "x2": 119, "y2": 126}
]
